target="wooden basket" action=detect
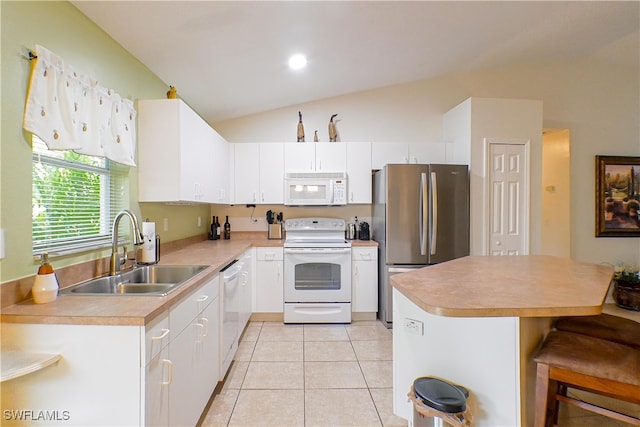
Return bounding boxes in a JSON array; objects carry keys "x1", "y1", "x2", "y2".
[
  {"x1": 613, "y1": 281, "x2": 640, "y2": 311},
  {"x1": 407, "y1": 386, "x2": 473, "y2": 427}
]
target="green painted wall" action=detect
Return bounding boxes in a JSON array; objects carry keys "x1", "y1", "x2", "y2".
[{"x1": 0, "y1": 1, "x2": 210, "y2": 282}]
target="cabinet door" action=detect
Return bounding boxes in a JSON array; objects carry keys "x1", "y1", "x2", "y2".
[
  {"x1": 408, "y1": 142, "x2": 447, "y2": 164},
  {"x1": 239, "y1": 249, "x2": 254, "y2": 328},
  {"x1": 197, "y1": 299, "x2": 220, "y2": 405},
  {"x1": 234, "y1": 143, "x2": 260, "y2": 203},
  {"x1": 255, "y1": 260, "x2": 283, "y2": 313},
  {"x1": 315, "y1": 143, "x2": 346, "y2": 172},
  {"x1": 259, "y1": 143, "x2": 284, "y2": 203},
  {"x1": 352, "y1": 248, "x2": 378, "y2": 313},
  {"x1": 255, "y1": 248, "x2": 283, "y2": 313},
  {"x1": 371, "y1": 143, "x2": 410, "y2": 169},
  {"x1": 211, "y1": 129, "x2": 230, "y2": 203},
  {"x1": 145, "y1": 346, "x2": 170, "y2": 427},
  {"x1": 284, "y1": 143, "x2": 315, "y2": 171},
  {"x1": 346, "y1": 142, "x2": 372, "y2": 204},
  {"x1": 138, "y1": 100, "x2": 182, "y2": 202},
  {"x1": 169, "y1": 320, "x2": 204, "y2": 427},
  {"x1": 178, "y1": 100, "x2": 215, "y2": 202}
]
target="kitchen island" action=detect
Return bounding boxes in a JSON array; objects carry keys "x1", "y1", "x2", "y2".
[{"x1": 390, "y1": 255, "x2": 614, "y2": 427}]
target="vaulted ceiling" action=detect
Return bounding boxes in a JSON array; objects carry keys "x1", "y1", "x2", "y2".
[{"x1": 72, "y1": 1, "x2": 639, "y2": 123}]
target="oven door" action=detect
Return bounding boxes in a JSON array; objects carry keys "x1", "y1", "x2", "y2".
[{"x1": 284, "y1": 247, "x2": 351, "y2": 302}]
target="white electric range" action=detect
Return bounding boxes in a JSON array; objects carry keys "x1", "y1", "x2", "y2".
[{"x1": 283, "y1": 218, "x2": 352, "y2": 323}]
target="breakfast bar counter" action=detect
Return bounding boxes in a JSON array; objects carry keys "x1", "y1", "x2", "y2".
[{"x1": 390, "y1": 255, "x2": 614, "y2": 426}]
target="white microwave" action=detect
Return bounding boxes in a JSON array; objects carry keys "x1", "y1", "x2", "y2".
[{"x1": 284, "y1": 172, "x2": 347, "y2": 206}]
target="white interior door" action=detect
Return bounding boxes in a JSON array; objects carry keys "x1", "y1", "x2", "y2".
[{"x1": 488, "y1": 142, "x2": 529, "y2": 255}]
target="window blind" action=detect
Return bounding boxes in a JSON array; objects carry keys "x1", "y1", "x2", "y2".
[{"x1": 32, "y1": 136, "x2": 129, "y2": 256}]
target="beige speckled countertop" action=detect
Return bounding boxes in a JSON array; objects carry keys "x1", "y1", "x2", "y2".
[
  {"x1": 390, "y1": 255, "x2": 614, "y2": 318},
  {"x1": 1, "y1": 238, "x2": 377, "y2": 326}
]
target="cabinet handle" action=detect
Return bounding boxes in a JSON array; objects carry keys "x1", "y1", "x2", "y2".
[
  {"x1": 319, "y1": 160, "x2": 322, "y2": 170},
  {"x1": 354, "y1": 265, "x2": 359, "y2": 277},
  {"x1": 152, "y1": 328, "x2": 170, "y2": 341},
  {"x1": 265, "y1": 252, "x2": 275, "y2": 260},
  {"x1": 194, "y1": 322, "x2": 204, "y2": 344},
  {"x1": 253, "y1": 192, "x2": 256, "y2": 202},
  {"x1": 162, "y1": 359, "x2": 173, "y2": 385},
  {"x1": 198, "y1": 317, "x2": 209, "y2": 337},
  {"x1": 196, "y1": 295, "x2": 209, "y2": 302},
  {"x1": 350, "y1": 192, "x2": 354, "y2": 202},
  {"x1": 261, "y1": 192, "x2": 265, "y2": 202},
  {"x1": 277, "y1": 263, "x2": 281, "y2": 281}
]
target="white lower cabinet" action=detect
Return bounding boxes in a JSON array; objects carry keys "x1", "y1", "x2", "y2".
[
  {"x1": 352, "y1": 247, "x2": 378, "y2": 313},
  {"x1": 254, "y1": 247, "x2": 284, "y2": 313},
  {"x1": 167, "y1": 275, "x2": 220, "y2": 427},
  {"x1": 145, "y1": 311, "x2": 170, "y2": 426},
  {"x1": 1, "y1": 275, "x2": 219, "y2": 427}
]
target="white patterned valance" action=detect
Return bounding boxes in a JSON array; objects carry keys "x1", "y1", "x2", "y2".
[{"x1": 23, "y1": 45, "x2": 137, "y2": 166}]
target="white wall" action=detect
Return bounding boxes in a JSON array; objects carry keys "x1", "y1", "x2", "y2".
[
  {"x1": 214, "y1": 54, "x2": 640, "y2": 266},
  {"x1": 542, "y1": 130, "x2": 571, "y2": 257}
]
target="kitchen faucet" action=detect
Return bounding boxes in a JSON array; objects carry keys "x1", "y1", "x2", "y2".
[{"x1": 109, "y1": 209, "x2": 144, "y2": 275}]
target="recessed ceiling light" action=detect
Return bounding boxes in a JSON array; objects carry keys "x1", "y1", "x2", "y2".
[{"x1": 288, "y1": 54, "x2": 307, "y2": 70}]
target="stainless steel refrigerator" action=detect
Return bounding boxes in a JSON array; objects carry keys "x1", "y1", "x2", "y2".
[{"x1": 373, "y1": 164, "x2": 470, "y2": 326}]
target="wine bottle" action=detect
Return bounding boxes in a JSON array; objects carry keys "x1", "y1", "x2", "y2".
[
  {"x1": 223, "y1": 216, "x2": 231, "y2": 240},
  {"x1": 216, "y1": 216, "x2": 221, "y2": 239},
  {"x1": 210, "y1": 216, "x2": 216, "y2": 240}
]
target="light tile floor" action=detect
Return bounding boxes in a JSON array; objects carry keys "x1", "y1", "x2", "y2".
[
  {"x1": 201, "y1": 320, "x2": 406, "y2": 427},
  {"x1": 201, "y1": 320, "x2": 639, "y2": 427}
]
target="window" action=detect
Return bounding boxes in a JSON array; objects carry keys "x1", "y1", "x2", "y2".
[{"x1": 32, "y1": 136, "x2": 129, "y2": 256}]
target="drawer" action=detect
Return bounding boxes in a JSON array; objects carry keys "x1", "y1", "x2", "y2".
[
  {"x1": 145, "y1": 310, "x2": 169, "y2": 364},
  {"x1": 256, "y1": 247, "x2": 283, "y2": 261},
  {"x1": 170, "y1": 275, "x2": 220, "y2": 336},
  {"x1": 351, "y1": 247, "x2": 378, "y2": 261}
]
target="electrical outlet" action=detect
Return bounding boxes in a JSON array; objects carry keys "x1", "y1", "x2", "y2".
[
  {"x1": 0, "y1": 228, "x2": 5, "y2": 259},
  {"x1": 163, "y1": 218, "x2": 169, "y2": 232},
  {"x1": 404, "y1": 318, "x2": 423, "y2": 336},
  {"x1": 197, "y1": 216, "x2": 202, "y2": 227}
]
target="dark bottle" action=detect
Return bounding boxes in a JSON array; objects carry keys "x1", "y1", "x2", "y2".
[
  {"x1": 216, "y1": 216, "x2": 221, "y2": 239},
  {"x1": 210, "y1": 216, "x2": 216, "y2": 240},
  {"x1": 223, "y1": 216, "x2": 231, "y2": 240}
]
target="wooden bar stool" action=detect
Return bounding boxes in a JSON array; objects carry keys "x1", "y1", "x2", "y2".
[
  {"x1": 532, "y1": 330, "x2": 640, "y2": 426},
  {"x1": 554, "y1": 313, "x2": 640, "y2": 349}
]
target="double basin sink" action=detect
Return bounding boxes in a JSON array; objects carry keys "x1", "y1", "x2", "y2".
[{"x1": 62, "y1": 265, "x2": 208, "y2": 296}]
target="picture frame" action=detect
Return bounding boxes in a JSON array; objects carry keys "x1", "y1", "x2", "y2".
[{"x1": 595, "y1": 155, "x2": 640, "y2": 237}]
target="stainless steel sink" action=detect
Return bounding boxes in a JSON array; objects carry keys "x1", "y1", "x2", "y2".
[{"x1": 63, "y1": 265, "x2": 208, "y2": 296}]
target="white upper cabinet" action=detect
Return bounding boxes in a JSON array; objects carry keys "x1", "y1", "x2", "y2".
[
  {"x1": 234, "y1": 143, "x2": 284, "y2": 204},
  {"x1": 346, "y1": 142, "x2": 372, "y2": 204},
  {"x1": 211, "y1": 131, "x2": 230, "y2": 203},
  {"x1": 371, "y1": 142, "x2": 452, "y2": 169},
  {"x1": 259, "y1": 144, "x2": 285, "y2": 203},
  {"x1": 138, "y1": 99, "x2": 228, "y2": 203},
  {"x1": 284, "y1": 143, "x2": 346, "y2": 172}
]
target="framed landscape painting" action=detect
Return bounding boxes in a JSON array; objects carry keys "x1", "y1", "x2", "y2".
[{"x1": 595, "y1": 155, "x2": 640, "y2": 237}]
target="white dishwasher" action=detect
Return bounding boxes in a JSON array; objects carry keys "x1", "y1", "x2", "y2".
[{"x1": 221, "y1": 259, "x2": 242, "y2": 378}]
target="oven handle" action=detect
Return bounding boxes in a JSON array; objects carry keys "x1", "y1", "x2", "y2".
[{"x1": 284, "y1": 248, "x2": 352, "y2": 254}]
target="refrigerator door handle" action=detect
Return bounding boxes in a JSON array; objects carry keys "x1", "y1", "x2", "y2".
[
  {"x1": 388, "y1": 267, "x2": 421, "y2": 273},
  {"x1": 419, "y1": 172, "x2": 428, "y2": 255},
  {"x1": 430, "y1": 171, "x2": 438, "y2": 255}
]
